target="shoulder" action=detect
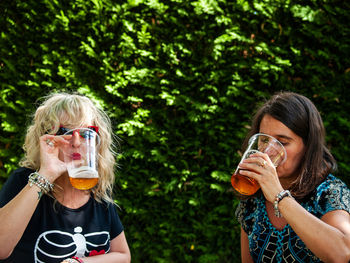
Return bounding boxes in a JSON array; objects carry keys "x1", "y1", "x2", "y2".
[
  {"x1": 0, "y1": 167, "x2": 34, "y2": 207},
  {"x1": 92, "y1": 200, "x2": 124, "y2": 238},
  {"x1": 12, "y1": 167, "x2": 34, "y2": 178},
  {"x1": 235, "y1": 195, "x2": 265, "y2": 235},
  {"x1": 10, "y1": 167, "x2": 35, "y2": 187},
  {"x1": 316, "y1": 174, "x2": 349, "y2": 197},
  {"x1": 2, "y1": 167, "x2": 34, "y2": 187},
  {"x1": 91, "y1": 198, "x2": 119, "y2": 215},
  {"x1": 313, "y1": 174, "x2": 350, "y2": 214},
  {"x1": 235, "y1": 195, "x2": 262, "y2": 222}
]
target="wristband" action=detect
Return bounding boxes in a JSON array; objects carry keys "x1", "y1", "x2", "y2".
[
  {"x1": 274, "y1": 190, "x2": 293, "y2": 218},
  {"x1": 63, "y1": 259, "x2": 78, "y2": 263},
  {"x1": 72, "y1": 256, "x2": 84, "y2": 263},
  {"x1": 63, "y1": 257, "x2": 84, "y2": 263}
]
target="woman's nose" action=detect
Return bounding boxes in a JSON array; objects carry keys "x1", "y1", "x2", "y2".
[{"x1": 71, "y1": 131, "x2": 82, "y2": 148}]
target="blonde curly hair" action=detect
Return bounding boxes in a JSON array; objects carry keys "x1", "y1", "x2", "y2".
[{"x1": 20, "y1": 92, "x2": 117, "y2": 204}]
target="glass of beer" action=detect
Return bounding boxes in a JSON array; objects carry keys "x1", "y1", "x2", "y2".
[
  {"x1": 61, "y1": 128, "x2": 100, "y2": 190},
  {"x1": 231, "y1": 133, "x2": 287, "y2": 198}
]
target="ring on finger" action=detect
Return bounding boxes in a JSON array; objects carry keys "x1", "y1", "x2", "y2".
[
  {"x1": 261, "y1": 160, "x2": 267, "y2": 168},
  {"x1": 46, "y1": 139, "x2": 54, "y2": 147}
]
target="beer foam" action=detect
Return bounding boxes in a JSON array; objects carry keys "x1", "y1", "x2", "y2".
[{"x1": 68, "y1": 166, "x2": 98, "y2": 178}]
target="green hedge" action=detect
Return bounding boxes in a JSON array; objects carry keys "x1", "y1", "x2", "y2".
[{"x1": 1, "y1": 0, "x2": 349, "y2": 262}]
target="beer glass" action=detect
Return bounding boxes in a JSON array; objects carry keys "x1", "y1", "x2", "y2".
[
  {"x1": 61, "y1": 128, "x2": 100, "y2": 190},
  {"x1": 231, "y1": 133, "x2": 287, "y2": 198}
]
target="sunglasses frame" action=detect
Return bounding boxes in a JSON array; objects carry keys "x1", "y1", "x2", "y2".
[{"x1": 55, "y1": 126, "x2": 99, "y2": 138}]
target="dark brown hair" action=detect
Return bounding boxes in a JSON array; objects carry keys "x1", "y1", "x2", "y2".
[{"x1": 243, "y1": 91, "x2": 337, "y2": 199}]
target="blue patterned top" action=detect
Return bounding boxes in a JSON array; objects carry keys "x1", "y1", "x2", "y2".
[{"x1": 235, "y1": 174, "x2": 350, "y2": 262}]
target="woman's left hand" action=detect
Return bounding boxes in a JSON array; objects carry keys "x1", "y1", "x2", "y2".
[{"x1": 238, "y1": 152, "x2": 284, "y2": 203}]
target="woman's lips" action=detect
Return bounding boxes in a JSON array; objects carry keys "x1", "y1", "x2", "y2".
[{"x1": 72, "y1": 153, "x2": 81, "y2": 160}]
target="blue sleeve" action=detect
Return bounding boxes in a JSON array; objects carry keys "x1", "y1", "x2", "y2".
[
  {"x1": 315, "y1": 175, "x2": 350, "y2": 215},
  {"x1": 235, "y1": 200, "x2": 246, "y2": 225},
  {"x1": 0, "y1": 167, "x2": 33, "y2": 207},
  {"x1": 235, "y1": 198, "x2": 257, "y2": 235}
]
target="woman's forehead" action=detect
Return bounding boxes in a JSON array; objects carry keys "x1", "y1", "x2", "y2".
[
  {"x1": 259, "y1": 115, "x2": 297, "y2": 139},
  {"x1": 58, "y1": 115, "x2": 94, "y2": 127}
]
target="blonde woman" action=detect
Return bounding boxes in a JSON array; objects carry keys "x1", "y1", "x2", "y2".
[{"x1": 0, "y1": 93, "x2": 130, "y2": 263}]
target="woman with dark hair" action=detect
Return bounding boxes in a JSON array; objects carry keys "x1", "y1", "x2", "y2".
[{"x1": 235, "y1": 92, "x2": 350, "y2": 262}]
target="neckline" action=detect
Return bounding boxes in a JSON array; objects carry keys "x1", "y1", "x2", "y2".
[
  {"x1": 260, "y1": 196, "x2": 289, "y2": 233},
  {"x1": 56, "y1": 195, "x2": 93, "y2": 212}
]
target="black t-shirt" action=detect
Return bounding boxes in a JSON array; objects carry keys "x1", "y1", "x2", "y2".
[{"x1": 0, "y1": 167, "x2": 124, "y2": 263}]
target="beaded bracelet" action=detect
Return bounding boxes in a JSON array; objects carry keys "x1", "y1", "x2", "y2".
[
  {"x1": 274, "y1": 190, "x2": 293, "y2": 217},
  {"x1": 28, "y1": 172, "x2": 54, "y2": 199}
]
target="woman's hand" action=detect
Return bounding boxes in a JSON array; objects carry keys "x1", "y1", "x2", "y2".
[
  {"x1": 238, "y1": 152, "x2": 284, "y2": 203},
  {"x1": 38, "y1": 134, "x2": 70, "y2": 183}
]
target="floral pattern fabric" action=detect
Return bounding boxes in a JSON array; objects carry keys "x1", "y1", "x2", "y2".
[{"x1": 236, "y1": 174, "x2": 350, "y2": 262}]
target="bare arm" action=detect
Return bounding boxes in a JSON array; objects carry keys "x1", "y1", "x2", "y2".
[
  {"x1": 0, "y1": 135, "x2": 67, "y2": 259},
  {"x1": 278, "y1": 197, "x2": 350, "y2": 263},
  {"x1": 0, "y1": 184, "x2": 42, "y2": 259},
  {"x1": 240, "y1": 227, "x2": 254, "y2": 263}
]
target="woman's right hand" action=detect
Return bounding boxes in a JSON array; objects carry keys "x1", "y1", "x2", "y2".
[
  {"x1": 238, "y1": 152, "x2": 284, "y2": 203},
  {"x1": 38, "y1": 134, "x2": 70, "y2": 183}
]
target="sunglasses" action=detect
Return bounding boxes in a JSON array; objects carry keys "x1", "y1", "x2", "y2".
[{"x1": 55, "y1": 126, "x2": 99, "y2": 139}]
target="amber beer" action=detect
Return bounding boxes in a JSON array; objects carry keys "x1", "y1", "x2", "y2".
[
  {"x1": 69, "y1": 177, "x2": 98, "y2": 190},
  {"x1": 68, "y1": 166, "x2": 98, "y2": 190},
  {"x1": 231, "y1": 169, "x2": 260, "y2": 196},
  {"x1": 231, "y1": 149, "x2": 261, "y2": 196}
]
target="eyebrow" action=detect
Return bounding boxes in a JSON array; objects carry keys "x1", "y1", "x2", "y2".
[{"x1": 275, "y1": 134, "x2": 293, "y2": 141}]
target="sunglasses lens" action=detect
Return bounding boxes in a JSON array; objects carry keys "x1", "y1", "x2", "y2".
[
  {"x1": 79, "y1": 130, "x2": 95, "y2": 139},
  {"x1": 56, "y1": 127, "x2": 70, "y2": 135},
  {"x1": 59, "y1": 127, "x2": 100, "y2": 146},
  {"x1": 58, "y1": 127, "x2": 99, "y2": 142}
]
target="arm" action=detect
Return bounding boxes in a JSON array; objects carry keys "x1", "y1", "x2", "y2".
[
  {"x1": 278, "y1": 197, "x2": 350, "y2": 263},
  {"x1": 241, "y1": 227, "x2": 254, "y2": 263},
  {"x1": 0, "y1": 135, "x2": 68, "y2": 259},
  {"x1": 0, "y1": 183, "x2": 42, "y2": 259}
]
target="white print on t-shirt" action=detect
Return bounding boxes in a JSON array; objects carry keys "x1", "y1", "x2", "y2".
[{"x1": 33, "y1": 226, "x2": 110, "y2": 262}]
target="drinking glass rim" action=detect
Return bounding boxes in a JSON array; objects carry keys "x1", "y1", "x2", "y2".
[
  {"x1": 248, "y1": 133, "x2": 287, "y2": 164},
  {"x1": 62, "y1": 127, "x2": 101, "y2": 146}
]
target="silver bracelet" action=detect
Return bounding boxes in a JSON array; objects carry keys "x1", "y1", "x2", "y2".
[
  {"x1": 28, "y1": 172, "x2": 54, "y2": 199},
  {"x1": 274, "y1": 190, "x2": 293, "y2": 217}
]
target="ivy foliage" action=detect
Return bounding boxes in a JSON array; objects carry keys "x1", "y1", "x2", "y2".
[{"x1": 1, "y1": 0, "x2": 350, "y2": 262}]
